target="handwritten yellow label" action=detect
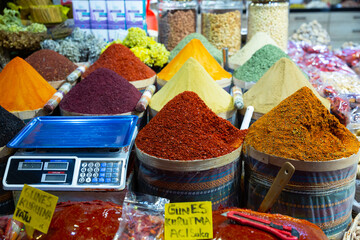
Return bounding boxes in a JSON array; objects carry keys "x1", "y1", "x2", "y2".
[
  {"x1": 164, "y1": 201, "x2": 213, "y2": 240},
  {"x1": 13, "y1": 184, "x2": 58, "y2": 234}
]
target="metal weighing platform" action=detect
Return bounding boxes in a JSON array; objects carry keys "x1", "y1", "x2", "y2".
[{"x1": 3, "y1": 116, "x2": 138, "y2": 202}]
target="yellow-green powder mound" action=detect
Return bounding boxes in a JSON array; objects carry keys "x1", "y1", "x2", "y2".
[
  {"x1": 150, "y1": 57, "x2": 234, "y2": 114},
  {"x1": 243, "y1": 58, "x2": 330, "y2": 114}
]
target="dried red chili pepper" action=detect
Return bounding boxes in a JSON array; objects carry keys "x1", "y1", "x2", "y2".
[{"x1": 136, "y1": 91, "x2": 248, "y2": 160}]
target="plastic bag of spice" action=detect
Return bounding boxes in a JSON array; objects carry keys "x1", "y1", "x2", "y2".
[
  {"x1": 113, "y1": 192, "x2": 169, "y2": 240},
  {"x1": 318, "y1": 85, "x2": 351, "y2": 126}
]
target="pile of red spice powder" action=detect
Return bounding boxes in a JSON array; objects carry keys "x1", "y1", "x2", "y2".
[
  {"x1": 83, "y1": 44, "x2": 156, "y2": 81},
  {"x1": 25, "y1": 49, "x2": 77, "y2": 81},
  {"x1": 60, "y1": 68, "x2": 142, "y2": 114},
  {"x1": 136, "y1": 91, "x2": 248, "y2": 160},
  {"x1": 36, "y1": 200, "x2": 122, "y2": 240}
]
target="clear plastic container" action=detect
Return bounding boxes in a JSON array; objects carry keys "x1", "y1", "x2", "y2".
[
  {"x1": 200, "y1": 0, "x2": 242, "y2": 56},
  {"x1": 247, "y1": 0, "x2": 289, "y2": 51},
  {"x1": 158, "y1": 0, "x2": 197, "y2": 51}
]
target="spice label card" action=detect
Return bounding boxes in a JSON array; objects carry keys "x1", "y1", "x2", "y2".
[
  {"x1": 164, "y1": 201, "x2": 213, "y2": 240},
  {"x1": 13, "y1": 184, "x2": 58, "y2": 234}
]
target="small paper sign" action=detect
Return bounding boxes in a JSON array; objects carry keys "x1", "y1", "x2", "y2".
[
  {"x1": 164, "y1": 201, "x2": 213, "y2": 240},
  {"x1": 13, "y1": 184, "x2": 58, "y2": 234}
]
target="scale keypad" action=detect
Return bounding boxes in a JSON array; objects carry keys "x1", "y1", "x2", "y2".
[{"x1": 78, "y1": 161, "x2": 122, "y2": 185}]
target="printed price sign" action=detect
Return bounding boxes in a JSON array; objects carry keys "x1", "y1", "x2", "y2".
[
  {"x1": 164, "y1": 201, "x2": 213, "y2": 240},
  {"x1": 13, "y1": 184, "x2": 58, "y2": 234}
]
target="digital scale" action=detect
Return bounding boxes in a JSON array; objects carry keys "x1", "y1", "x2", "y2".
[{"x1": 3, "y1": 116, "x2": 138, "y2": 192}]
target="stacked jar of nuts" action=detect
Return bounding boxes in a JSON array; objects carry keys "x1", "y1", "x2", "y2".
[
  {"x1": 200, "y1": 0, "x2": 242, "y2": 56},
  {"x1": 247, "y1": 0, "x2": 289, "y2": 51},
  {"x1": 158, "y1": 0, "x2": 198, "y2": 51}
]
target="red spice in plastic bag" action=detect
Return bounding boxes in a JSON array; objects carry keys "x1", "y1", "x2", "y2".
[
  {"x1": 136, "y1": 91, "x2": 248, "y2": 160},
  {"x1": 35, "y1": 200, "x2": 122, "y2": 240},
  {"x1": 25, "y1": 49, "x2": 77, "y2": 81},
  {"x1": 60, "y1": 68, "x2": 142, "y2": 114},
  {"x1": 83, "y1": 44, "x2": 156, "y2": 81}
]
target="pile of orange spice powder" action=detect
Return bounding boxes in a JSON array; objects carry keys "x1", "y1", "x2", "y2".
[
  {"x1": 83, "y1": 43, "x2": 155, "y2": 81},
  {"x1": 136, "y1": 91, "x2": 248, "y2": 160},
  {"x1": 244, "y1": 87, "x2": 360, "y2": 161}
]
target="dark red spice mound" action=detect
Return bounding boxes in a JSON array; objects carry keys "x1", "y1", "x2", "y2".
[
  {"x1": 25, "y1": 49, "x2": 77, "y2": 81},
  {"x1": 83, "y1": 44, "x2": 156, "y2": 81},
  {"x1": 36, "y1": 200, "x2": 122, "y2": 240},
  {"x1": 60, "y1": 68, "x2": 142, "y2": 114},
  {"x1": 136, "y1": 91, "x2": 248, "y2": 160}
]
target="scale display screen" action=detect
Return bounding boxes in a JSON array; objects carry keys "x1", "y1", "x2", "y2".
[
  {"x1": 44, "y1": 162, "x2": 68, "y2": 171},
  {"x1": 18, "y1": 162, "x2": 43, "y2": 170},
  {"x1": 42, "y1": 174, "x2": 67, "y2": 182}
]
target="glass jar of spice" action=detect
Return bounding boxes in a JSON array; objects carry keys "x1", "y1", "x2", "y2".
[
  {"x1": 247, "y1": 0, "x2": 289, "y2": 51},
  {"x1": 158, "y1": 0, "x2": 197, "y2": 51},
  {"x1": 200, "y1": 0, "x2": 242, "y2": 56}
]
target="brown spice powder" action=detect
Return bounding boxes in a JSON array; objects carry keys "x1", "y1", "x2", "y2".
[
  {"x1": 244, "y1": 87, "x2": 360, "y2": 161},
  {"x1": 25, "y1": 49, "x2": 77, "y2": 81}
]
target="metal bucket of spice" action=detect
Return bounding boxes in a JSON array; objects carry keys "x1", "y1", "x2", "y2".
[
  {"x1": 135, "y1": 145, "x2": 242, "y2": 210},
  {"x1": 243, "y1": 147, "x2": 360, "y2": 240}
]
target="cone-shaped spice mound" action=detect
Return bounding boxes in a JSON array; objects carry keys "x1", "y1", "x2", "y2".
[
  {"x1": 229, "y1": 32, "x2": 278, "y2": 69},
  {"x1": 233, "y1": 44, "x2": 289, "y2": 83},
  {"x1": 157, "y1": 39, "x2": 231, "y2": 81},
  {"x1": 136, "y1": 91, "x2": 248, "y2": 160},
  {"x1": 169, "y1": 33, "x2": 223, "y2": 64},
  {"x1": 0, "y1": 57, "x2": 56, "y2": 112},
  {"x1": 0, "y1": 105, "x2": 25, "y2": 147},
  {"x1": 25, "y1": 49, "x2": 77, "y2": 81},
  {"x1": 244, "y1": 87, "x2": 360, "y2": 161},
  {"x1": 60, "y1": 68, "x2": 142, "y2": 114},
  {"x1": 83, "y1": 44, "x2": 156, "y2": 81},
  {"x1": 150, "y1": 57, "x2": 234, "y2": 114},
  {"x1": 243, "y1": 58, "x2": 330, "y2": 114}
]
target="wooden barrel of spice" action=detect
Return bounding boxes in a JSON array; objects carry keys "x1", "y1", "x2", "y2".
[
  {"x1": 128, "y1": 75, "x2": 156, "y2": 93},
  {"x1": 157, "y1": 77, "x2": 233, "y2": 93},
  {"x1": 233, "y1": 76, "x2": 256, "y2": 92},
  {"x1": 243, "y1": 146, "x2": 360, "y2": 239},
  {"x1": 60, "y1": 109, "x2": 146, "y2": 129},
  {"x1": 149, "y1": 107, "x2": 237, "y2": 125},
  {"x1": 135, "y1": 145, "x2": 242, "y2": 210}
]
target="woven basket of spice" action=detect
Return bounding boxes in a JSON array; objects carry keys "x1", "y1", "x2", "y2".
[
  {"x1": 136, "y1": 91, "x2": 248, "y2": 209},
  {"x1": 0, "y1": 30, "x2": 50, "y2": 50},
  {"x1": 243, "y1": 87, "x2": 360, "y2": 239}
]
